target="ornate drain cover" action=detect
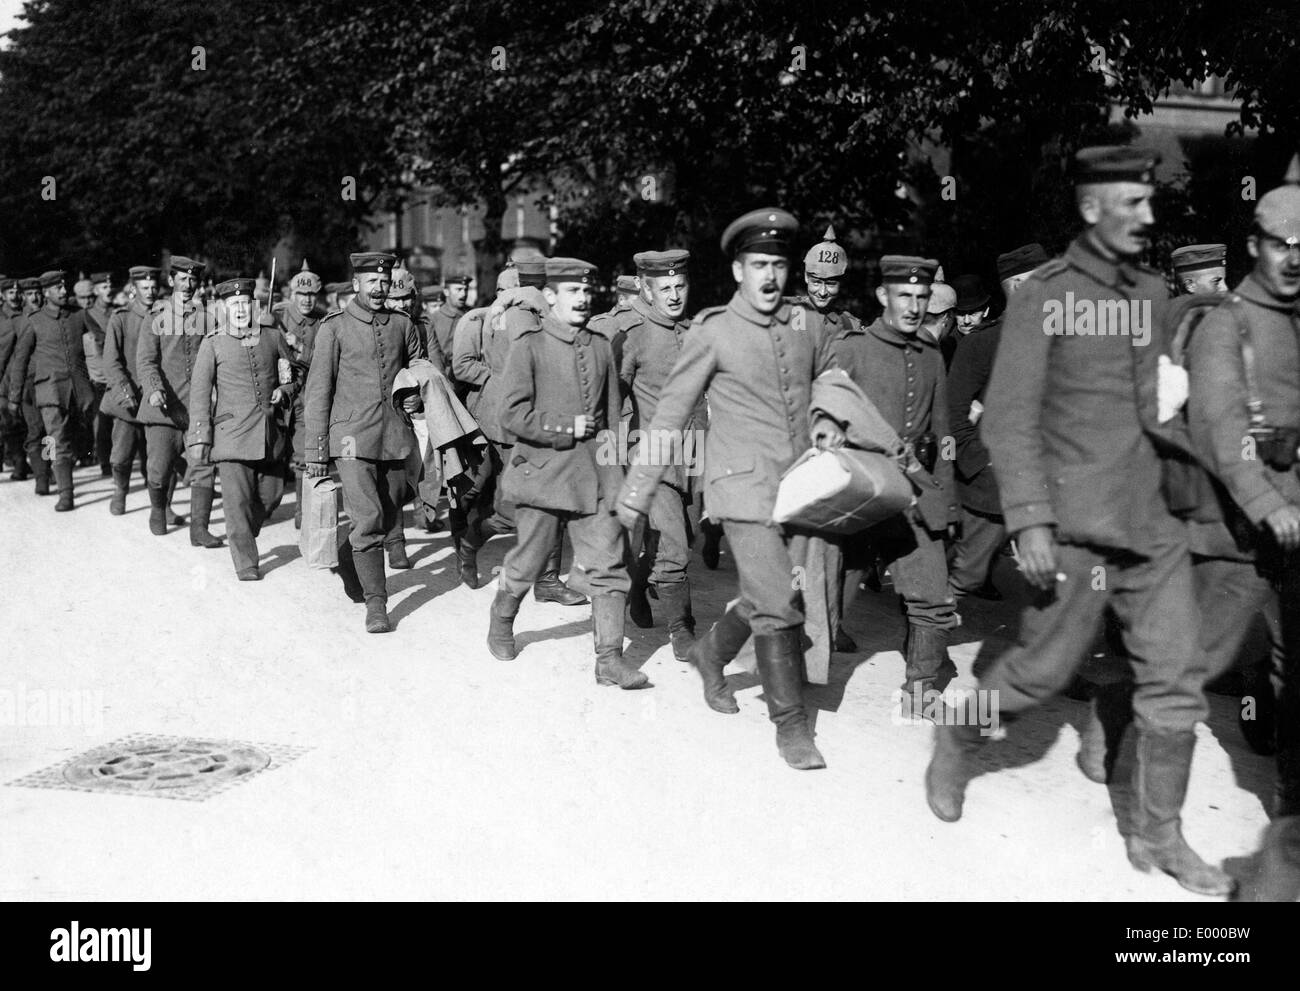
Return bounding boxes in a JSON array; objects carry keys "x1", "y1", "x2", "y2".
[{"x1": 7, "y1": 734, "x2": 310, "y2": 801}]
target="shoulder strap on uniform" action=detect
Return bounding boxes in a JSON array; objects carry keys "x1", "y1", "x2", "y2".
[
  {"x1": 691, "y1": 305, "x2": 727, "y2": 327},
  {"x1": 1030, "y1": 257, "x2": 1070, "y2": 280},
  {"x1": 1225, "y1": 296, "x2": 1267, "y2": 430}
]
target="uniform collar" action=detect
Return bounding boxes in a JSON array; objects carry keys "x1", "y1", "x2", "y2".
[
  {"x1": 630, "y1": 296, "x2": 678, "y2": 329},
  {"x1": 440, "y1": 301, "x2": 467, "y2": 318},
  {"x1": 1234, "y1": 272, "x2": 1300, "y2": 313},
  {"x1": 41, "y1": 301, "x2": 61, "y2": 317},
  {"x1": 130, "y1": 298, "x2": 152, "y2": 317},
  {"x1": 542, "y1": 314, "x2": 578, "y2": 343},
  {"x1": 1066, "y1": 234, "x2": 1141, "y2": 289},
  {"x1": 867, "y1": 316, "x2": 925, "y2": 349},
  {"x1": 726, "y1": 291, "x2": 781, "y2": 328},
  {"x1": 347, "y1": 297, "x2": 377, "y2": 325},
  {"x1": 282, "y1": 305, "x2": 316, "y2": 329}
]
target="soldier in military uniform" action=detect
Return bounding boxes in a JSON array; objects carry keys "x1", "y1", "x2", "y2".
[
  {"x1": 303, "y1": 252, "x2": 423, "y2": 634},
  {"x1": 618, "y1": 208, "x2": 848, "y2": 770},
  {"x1": 278, "y1": 260, "x2": 323, "y2": 529},
  {"x1": 1172, "y1": 243, "x2": 1228, "y2": 296},
  {"x1": 8, "y1": 278, "x2": 54, "y2": 495},
  {"x1": 101, "y1": 265, "x2": 158, "y2": 515},
  {"x1": 430, "y1": 273, "x2": 470, "y2": 374},
  {"x1": 136, "y1": 256, "x2": 222, "y2": 545},
  {"x1": 71, "y1": 271, "x2": 115, "y2": 477},
  {"x1": 0, "y1": 277, "x2": 26, "y2": 478},
  {"x1": 188, "y1": 279, "x2": 297, "y2": 581},
  {"x1": 6, "y1": 271, "x2": 95, "y2": 510},
  {"x1": 615, "y1": 248, "x2": 700, "y2": 659},
  {"x1": 832, "y1": 255, "x2": 959, "y2": 718},
  {"x1": 487, "y1": 257, "x2": 646, "y2": 690},
  {"x1": 1185, "y1": 162, "x2": 1300, "y2": 818},
  {"x1": 925, "y1": 146, "x2": 1231, "y2": 897},
  {"x1": 946, "y1": 243, "x2": 1049, "y2": 601},
  {"x1": 460, "y1": 258, "x2": 588, "y2": 606},
  {"x1": 449, "y1": 266, "x2": 519, "y2": 586}
]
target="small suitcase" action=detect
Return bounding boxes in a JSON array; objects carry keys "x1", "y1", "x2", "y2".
[
  {"x1": 299, "y1": 475, "x2": 342, "y2": 569},
  {"x1": 771, "y1": 447, "x2": 913, "y2": 535}
]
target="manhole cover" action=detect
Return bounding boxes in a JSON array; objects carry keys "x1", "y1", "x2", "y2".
[{"x1": 7, "y1": 734, "x2": 310, "y2": 801}]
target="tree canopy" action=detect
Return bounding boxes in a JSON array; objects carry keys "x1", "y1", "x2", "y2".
[{"x1": 1, "y1": 0, "x2": 1296, "y2": 301}]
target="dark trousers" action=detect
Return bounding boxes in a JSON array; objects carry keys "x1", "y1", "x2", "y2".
[
  {"x1": 1, "y1": 406, "x2": 27, "y2": 469},
  {"x1": 980, "y1": 530, "x2": 1206, "y2": 732},
  {"x1": 109, "y1": 418, "x2": 146, "y2": 470},
  {"x1": 39, "y1": 402, "x2": 89, "y2": 466},
  {"x1": 638, "y1": 483, "x2": 692, "y2": 588},
  {"x1": 335, "y1": 457, "x2": 406, "y2": 554},
  {"x1": 949, "y1": 506, "x2": 1007, "y2": 593},
  {"x1": 500, "y1": 504, "x2": 629, "y2": 597},
  {"x1": 724, "y1": 520, "x2": 803, "y2": 633},
  {"x1": 145, "y1": 424, "x2": 215, "y2": 489},
  {"x1": 89, "y1": 385, "x2": 113, "y2": 469},
  {"x1": 217, "y1": 459, "x2": 286, "y2": 574},
  {"x1": 21, "y1": 382, "x2": 49, "y2": 480},
  {"x1": 846, "y1": 512, "x2": 957, "y2": 629}
]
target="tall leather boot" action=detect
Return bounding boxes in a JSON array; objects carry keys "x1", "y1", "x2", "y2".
[
  {"x1": 189, "y1": 485, "x2": 224, "y2": 548},
  {"x1": 534, "y1": 541, "x2": 588, "y2": 605},
  {"x1": 593, "y1": 592, "x2": 650, "y2": 689},
  {"x1": 387, "y1": 541, "x2": 411, "y2": 570},
  {"x1": 353, "y1": 548, "x2": 391, "y2": 633},
  {"x1": 53, "y1": 460, "x2": 74, "y2": 511},
  {"x1": 454, "y1": 537, "x2": 480, "y2": 589},
  {"x1": 293, "y1": 468, "x2": 304, "y2": 530},
  {"x1": 1125, "y1": 729, "x2": 1235, "y2": 896},
  {"x1": 687, "y1": 607, "x2": 750, "y2": 714},
  {"x1": 628, "y1": 573, "x2": 655, "y2": 628},
  {"x1": 700, "y1": 518, "x2": 723, "y2": 570},
  {"x1": 34, "y1": 455, "x2": 51, "y2": 495},
  {"x1": 165, "y1": 473, "x2": 185, "y2": 526},
  {"x1": 109, "y1": 465, "x2": 131, "y2": 516},
  {"x1": 1076, "y1": 681, "x2": 1134, "y2": 784},
  {"x1": 900, "y1": 625, "x2": 957, "y2": 721},
  {"x1": 487, "y1": 587, "x2": 522, "y2": 660},
  {"x1": 147, "y1": 484, "x2": 168, "y2": 535},
  {"x1": 925, "y1": 721, "x2": 988, "y2": 822},
  {"x1": 656, "y1": 579, "x2": 696, "y2": 662},
  {"x1": 754, "y1": 629, "x2": 825, "y2": 769}
]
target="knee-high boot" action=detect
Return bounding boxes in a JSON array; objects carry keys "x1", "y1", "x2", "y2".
[
  {"x1": 754, "y1": 629, "x2": 825, "y2": 770},
  {"x1": 592, "y1": 592, "x2": 650, "y2": 689}
]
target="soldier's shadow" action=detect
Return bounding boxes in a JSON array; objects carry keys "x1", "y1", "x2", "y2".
[
  {"x1": 515, "y1": 617, "x2": 595, "y2": 652},
  {"x1": 386, "y1": 552, "x2": 464, "y2": 626},
  {"x1": 259, "y1": 544, "x2": 298, "y2": 576}
]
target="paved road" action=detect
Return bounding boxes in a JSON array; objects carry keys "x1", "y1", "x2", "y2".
[{"x1": 0, "y1": 467, "x2": 1276, "y2": 900}]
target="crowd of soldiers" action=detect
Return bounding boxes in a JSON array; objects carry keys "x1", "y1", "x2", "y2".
[{"x1": 2, "y1": 143, "x2": 1299, "y2": 899}]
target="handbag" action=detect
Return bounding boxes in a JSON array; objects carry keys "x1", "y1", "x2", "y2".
[
  {"x1": 771, "y1": 447, "x2": 914, "y2": 535},
  {"x1": 298, "y1": 475, "x2": 341, "y2": 569}
]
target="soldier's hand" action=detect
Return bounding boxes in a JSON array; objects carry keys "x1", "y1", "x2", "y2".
[
  {"x1": 1265, "y1": 504, "x2": 1300, "y2": 551},
  {"x1": 270, "y1": 387, "x2": 285, "y2": 406},
  {"x1": 968, "y1": 399, "x2": 984, "y2": 425},
  {"x1": 402, "y1": 394, "x2": 423, "y2": 414},
  {"x1": 187, "y1": 444, "x2": 209, "y2": 465},
  {"x1": 1013, "y1": 525, "x2": 1059, "y2": 591},
  {"x1": 148, "y1": 390, "x2": 165, "y2": 408},
  {"x1": 811, "y1": 417, "x2": 846, "y2": 450},
  {"x1": 305, "y1": 462, "x2": 328, "y2": 478},
  {"x1": 574, "y1": 414, "x2": 596, "y2": 440},
  {"x1": 616, "y1": 501, "x2": 645, "y2": 533}
]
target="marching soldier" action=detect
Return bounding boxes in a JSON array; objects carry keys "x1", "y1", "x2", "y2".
[
  {"x1": 187, "y1": 279, "x2": 297, "y2": 581},
  {"x1": 101, "y1": 265, "x2": 158, "y2": 515},
  {"x1": 72, "y1": 271, "x2": 116, "y2": 476},
  {"x1": 487, "y1": 257, "x2": 647, "y2": 690},
  {"x1": 136, "y1": 256, "x2": 222, "y2": 545},
  {"x1": 924, "y1": 146, "x2": 1231, "y2": 897},
  {"x1": 612, "y1": 274, "x2": 639, "y2": 311},
  {"x1": 6, "y1": 271, "x2": 95, "y2": 510},
  {"x1": 386, "y1": 264, "x2": 442, "y2": 533},
  {"x1": 1185, "y1": 162, "x2": 1300, "y2": 818},
  {"x1": 616, "y1": 249, "x2": 700, "y2": 659},
  {"x1": 1171, "y1": 243, "x2": 1228, "y2": 296},
  {"x1": 460, "y1": 258, "x2": 589, "y2": 606},
  {"x1": 303, "y1": 252, "x2": 423, "y2": 634},
  {"x1": 833, "y1": 255, "x2": 960, "y2": 718},
  {"x1": 279, "y1": 260, "x2": 323, "y2": 529},
  {"x1": 8, "y1": 278, "x2": 54, "y2": 495},
  {"x1": 617, "y1": 208, "x2": 848, "y2": 769},
  {"x1": 0, "y1": 277, "x2": 26, "y2": 478},
  {"x1": 430, "y1": 273, "x2": 470, "y2": 373},
  {"x1": 946, "y1": 243, "x2": 1049, "y2": 600}
]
